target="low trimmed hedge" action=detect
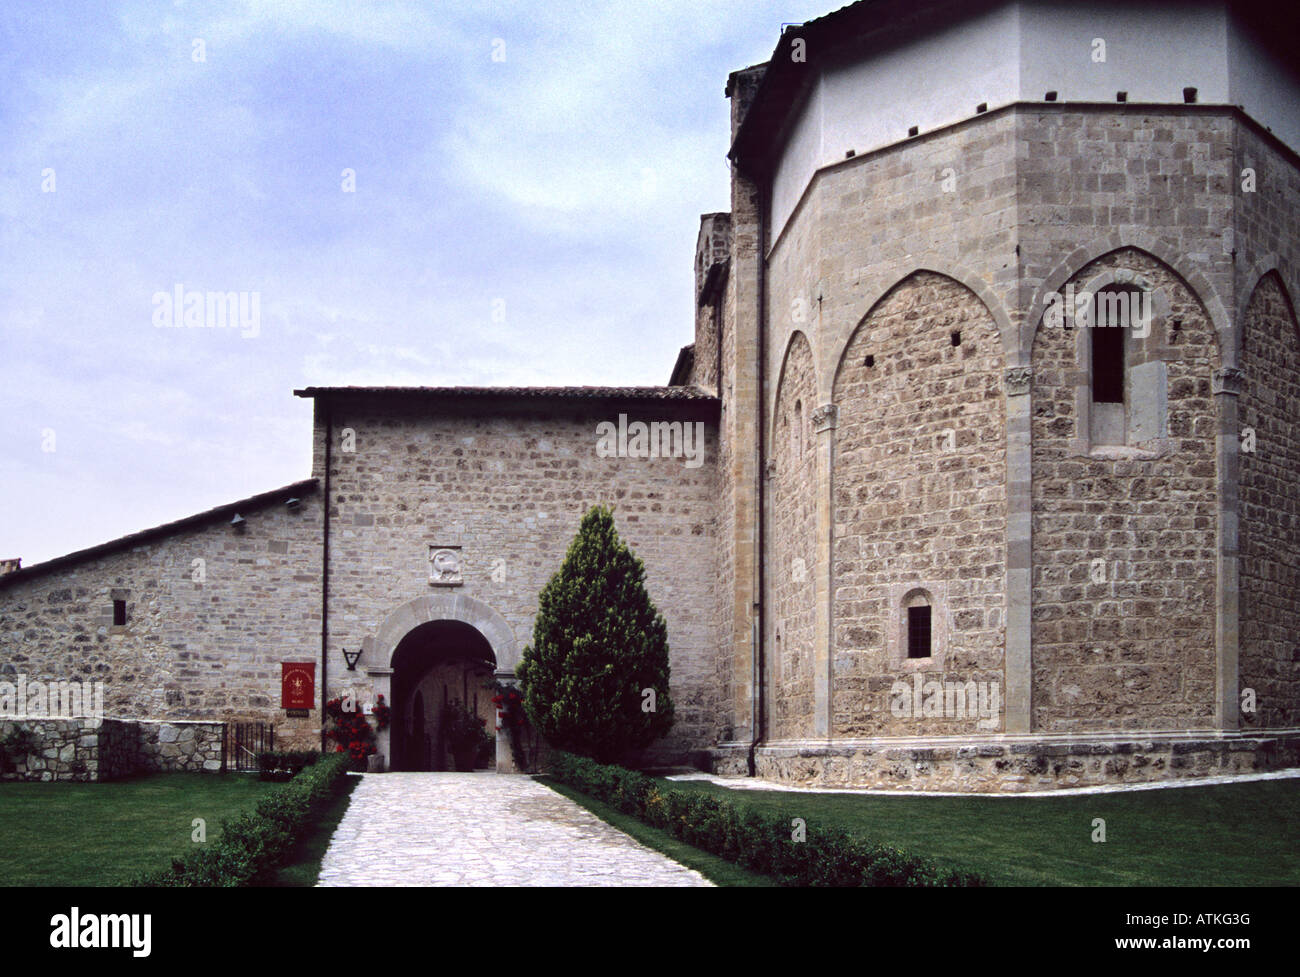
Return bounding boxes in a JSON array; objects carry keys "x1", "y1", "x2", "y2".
[
  {"x1": 134, "y1": 752, "x2": 351, "y2": 887},
  {"x1": 546, "y1": 751, "x2": 985, "y2": 887},
  {"x1": 256, "y1": 750, "x2": 321, "y2": 782}
]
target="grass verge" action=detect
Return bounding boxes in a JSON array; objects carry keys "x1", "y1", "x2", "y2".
[
  {"x1": 544, "y1": 752, "x2": 982, "y2": 885},
  {"x1": 538, "y1": 776, "x2": 778, "y2": 887},
  {"x1": 265, "y1": 773, "x2": 360, "y2": 886}
]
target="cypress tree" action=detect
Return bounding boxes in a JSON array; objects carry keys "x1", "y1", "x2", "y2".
[{"x1": 516, "y1": 504, "x2": 675, "y2": 764}]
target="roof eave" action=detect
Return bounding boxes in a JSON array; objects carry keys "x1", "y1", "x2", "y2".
[{"x1": 0, "y1": 478, "x2": 321, "y2": 589}]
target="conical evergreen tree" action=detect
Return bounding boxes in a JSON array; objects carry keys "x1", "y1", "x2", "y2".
[{"x1": 516, "y1": 505, "x2": 674, "y2": 764}]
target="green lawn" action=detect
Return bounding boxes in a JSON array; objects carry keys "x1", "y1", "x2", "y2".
[
  {"x1": 0, "y1": 773, "x2": 278, "y2": 886},
  {"x1": 662, "y1": 776, "x2": 1300, "y2": 886}
]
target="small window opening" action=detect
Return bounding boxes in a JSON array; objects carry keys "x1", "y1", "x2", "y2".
[
  {"x1": 907, "y1": 605, "x2": 932, "y2": 659},
  {"x1": 1092, "y1": 326, "x2": 1125, "y2": 404},
  {"x1": 864, "y1": 354, "x2": 875, "y2": 368},
  {"x1": 113, "y1": 600, "x2": 127, "y2": 626},
  {"x1": 951, "y1": 330, "x2": 961, "y2": 347}
]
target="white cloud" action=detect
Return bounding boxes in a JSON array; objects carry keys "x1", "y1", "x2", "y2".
[{"x1": 0, "y1": 0, "x2": 814, "y2": 564}]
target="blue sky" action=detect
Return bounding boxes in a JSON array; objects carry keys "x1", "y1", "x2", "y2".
[{"x1": 0, "y1": 0, "x2": 831, "y2": 566}]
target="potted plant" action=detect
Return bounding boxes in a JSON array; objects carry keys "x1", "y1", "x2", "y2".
[{"x1": 440, "y1": 699, "x2": 492, "y2": 771}]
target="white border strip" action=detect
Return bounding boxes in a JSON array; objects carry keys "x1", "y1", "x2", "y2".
[{"x1": 666, "y1": 767, "x2": 1300, "y2": 798}]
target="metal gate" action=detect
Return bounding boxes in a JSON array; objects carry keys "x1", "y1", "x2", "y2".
[{"x1": 224, "y1": 722, "x2": 275, "y2": 771}]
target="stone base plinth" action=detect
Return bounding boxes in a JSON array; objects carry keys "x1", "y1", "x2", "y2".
[{"x1": 709, "y1": 730, "x2": 1300, "y2": 793}]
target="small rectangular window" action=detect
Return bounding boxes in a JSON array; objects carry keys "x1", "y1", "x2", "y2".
[
  {"x1": 907, "y1": 605, "x2": 932, "y2": 659},
  {"x1": 1092, "y1": 326, "x2": 1124, "y2": 403},
  {"x1": 112, "y1": 599, "x2": 127, "y2": 626}
]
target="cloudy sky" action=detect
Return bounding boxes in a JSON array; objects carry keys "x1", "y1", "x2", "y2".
[{"x1": 0, "y1": 0, "x2": 833, "y2": 566}]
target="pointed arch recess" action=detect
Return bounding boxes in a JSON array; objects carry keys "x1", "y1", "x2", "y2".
[
  {"x1": 829, "y1": 262, "x2": 1015, "y2": 398},
  {"x1": 1026, "y1": 233, "x2": 1231, "y2": 364},
  {"x1": 768, "y1": 330, "x2": 818, "y2": 456}
]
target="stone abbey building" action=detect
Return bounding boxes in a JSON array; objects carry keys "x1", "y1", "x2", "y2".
[{"x1": 3, "y1": 0, "x2": 1298, "y2": 790}]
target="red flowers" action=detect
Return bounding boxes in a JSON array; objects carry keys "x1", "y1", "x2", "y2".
[
  {"x1": 326, "y1": 694, "x2": 380, "y2": 767},
  {"x1": 485, "y1": 678, "x2": 538, "y2": 771}
]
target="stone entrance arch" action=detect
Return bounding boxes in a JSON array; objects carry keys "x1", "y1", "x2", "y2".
[{"x1": 361, "y1": 593, "x2": 521, "y2": 772}]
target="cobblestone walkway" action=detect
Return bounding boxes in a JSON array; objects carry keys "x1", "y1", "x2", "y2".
[{"x1": 316, "y1": 773, "x2": 711, "y2": 886}]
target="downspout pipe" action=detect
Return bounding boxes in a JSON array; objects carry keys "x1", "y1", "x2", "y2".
[{"x1": 320, "y1": 401, "x2": 332, "y2": 753}]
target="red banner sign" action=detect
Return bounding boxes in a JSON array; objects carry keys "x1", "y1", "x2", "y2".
[{"x1": 281, "y1": 662, "x2": 316, "y2": 710}]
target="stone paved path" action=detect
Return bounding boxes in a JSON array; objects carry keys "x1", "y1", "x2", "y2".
[{"x1": 316, "y1": 773, "x2": 712, "y2": 886}]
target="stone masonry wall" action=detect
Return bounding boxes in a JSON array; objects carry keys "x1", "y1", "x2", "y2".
[
  {"x1": 769, "y1": 332, "x2": 818, "y2": 738},
  {"x1": 99, "y1": 718, "x2": 139, "y2": 780},
  {"x1": 831, "y1": 272, "x2": 1008, "y2": 737},
  {"x1": 1030, "y1": 248, "x2": 1219, "y2": 730},
  {"x1": 0, "y1": 491, "x2": 324, "y2": 750},
  {"x1": 712, "y1": 273, "x2": 741, "y2": 745},
  {"x1": 1239, "y1": 273, "x2": 1300, "y2": 729},
  {"x1": 754, "y1": 106, "x2": 1292, "y2": 739},
  {"x1": 716, "y1": 63, "x2": 765, "y2": 749},
  {"x1": 138, "y1": 720, "x2": 225, "y2": 772},
  {"x1": 692, "y1": 212, "x2": 731, "y2": 396},
  {"x1": 762, "y1": 110, "x2": 1019, "y2": 412},
  {"x1": 713, "y1": 730, "x2": 1300, "y2": 793},
  {"x1": 0, "y1": 718, "x2": 100, "y2": 781},
  {"x1": 758, "y1": 110, "x2": 1019, "y2": 744},
  {"x1": 317, "y1": 395, "x2": 720, "y2": 765},
  {"x1": 0, "y1": 718, "x2": 224, "y2": 781}
]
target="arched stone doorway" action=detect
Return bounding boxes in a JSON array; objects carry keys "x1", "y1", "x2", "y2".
[
  {"x1": 361, "y1": 593, "x2": 521, "y2": 772},
  {"x1": 390, "y1": 620, "x2": 496, "y2": 771}
]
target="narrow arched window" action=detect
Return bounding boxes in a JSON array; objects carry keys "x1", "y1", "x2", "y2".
[
  {"x1": 905, "y1": 591, "x2": 933, "y2": 659},
  {"x1": 1092, "y1": 326, "x2": 1124, "y2": 403},
  {"x1": 907, "y1": 605, "x2": 932, "y2": 658},
  {"x1": 1088, "y1": 284, "x2": 1144, "y2": 445},
  {"x1": 1091, "y1": 284, "x2": 1141, "y2": 404},
  {"x1": 893, "y1": 587, "x2": 946, "y2": 666}
]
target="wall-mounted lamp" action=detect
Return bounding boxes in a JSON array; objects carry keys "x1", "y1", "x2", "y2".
[
  {"x1": 230, "y1": 514, "x2": 246, "y2": 531},
  {"x1": 286, "y1": 497, "x2": 301, "y2": 510},
  {"x1": 342, "y1": 648, "x2": 361, "y2": 671}
]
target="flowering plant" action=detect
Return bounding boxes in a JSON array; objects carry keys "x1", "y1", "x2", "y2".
[
  {"x1": 487, "y1": 679, "x2": 540, "y2": 772},
  {"x1": 372, "y1": 694, "x2": 391, "y2": 731},
  {"x1": 325, "y1": 696, "x2": 377, "y2": 769}
]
